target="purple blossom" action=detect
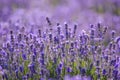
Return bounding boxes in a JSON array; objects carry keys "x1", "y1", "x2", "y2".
[{"x1": 0, "y1": 1, "x2": 120, "y2": 80}]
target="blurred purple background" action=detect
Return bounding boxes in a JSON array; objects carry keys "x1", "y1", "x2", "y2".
[{"x1": 0, "y1": 0, "x2": 120, "y2": 44}]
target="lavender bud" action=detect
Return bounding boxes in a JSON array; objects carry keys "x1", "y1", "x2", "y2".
[
  {"x1": 115, "y1": 36, "x2": 120, "y2": 43},
  {"x1": 103, "y1": 27, "x2": 107, "y2": 34},
  {"x1": 71, "y1": 58, "x2": 74, "y2": 62},
  {"x1": 81, "y1": 68, "x2": 86, "y2": 76},
  {"x1": 96, "y1": 60, "x2": 100, "y2": 66},
  {"x1": 73, "y1": 24, "x2": 77, "y2": 35},
  {"x1": 22, "y1": 76, "x2": 27, "y2": 80},
  {"x1": 10, "y1": 31, "x2": 14, "y2": 43},
  {"x1": 97, "y1": 23, "x2": 101, "y2": 31},
  {"x1": 109, "y1": 42, "x2": 112, "y2": 50},
  {"x1": 33, "y1": 48, "x2": 37, "y2": 56},
  {"x1": 26, "y1": 73, "x2": 29, "y2": 79},
  {"x1": 60, "y1": 34, "x2": 64, "y2": 40},
  {"x1": 41, "y1": 52, "x2": 44, "y2": 59},
  {"x1": 110, "y1": 60, "x2": 116, "y2": 66},
  {"x1": 102, "y1": 69, "x2": 107, "y2": 75},
  {"x1": 56, "y1": 67, "x2": 62, "y2": 75},
  {"x1": 112, "y1": 70, "x2": 118, "y2": 78},
  {"x1": 22, "y1": 53, "x2": 27, "y2": 60},
  {"x1": 29, "y1": 34, "x2": 33, "y2": 39},
  {"x1": 40, "y1": 43, "x2": 44, "y2": 52},
  {"x1": 61, "y1": 47, "x2": 65, "y2": 53},
  {"x1": 3, "y1": 73, "x2": 8, "y2": 80},
  {"x1": 53, "y1": 57, "x2": 57, "y2": 64},
  {"x1": 90, "y1": 24, "x2": 93, "y2": 28},
  {"x1": 90, "y1": 63, "x2": 93, "y2": 69},
  {"x1": 71, "y1": 42, "x2": 74, "y2": 48},
  {"x1": 17, "y1": 33, "x2": 22, "y2": 42},
  {"x1": 117, "y1": 57, "x2": 119, "y2": 62},
  {"x1": 19, "y1": 65, "x2": 24, "y2": 73},
  {"x1": 10, "y1": 30, "x2": 13, "y2": 34},
  {"x1": 40, "y1": 59, "x2": 44, "y2": 65},
  {"x1": 6, "y1": 43, "x2": 10, "y2": 49},
  {"x1": 91, "y1": 29, "x2": 95, "y2": 39},
  {"x1": 30, "y1": 45, "x2": 33, "y2": 51},
  {"x1": 0, "y1": 66, "x2": 2, "y2": 70},
  {"x1": 113, "y1": 44, "x2": 116, "y2": 50},
  {"x1": 21, "y1": 27, "x2": 25, "y2": 33},
  {"x1": 49, "y1": 33, "x2": 52, "y2": 42},
  {"x1": 38, "y1": 29, "x2": 41, "y2": 37},
  {"x1": 111, "y1": 30, "x2": 116, "y2": 39},
  {"x1": 40, "y1": 69, "x2": 44, "y2": 76},
  {"x1": 114, "y1": 64, "x2": 118, "y2": 69},
  {"x1": 25, "y1": 36, "x2": 29, "y2": 42},
  {"x1": 15, "y1": 69, "x2": 19, "y2": 78},
  {"x1": 104, "y1": 56, "x2": 108, "y2": 62},
  {"x1": 9, "y1": 47, "x2": 14, "y2": 52},
  {"x1": 46, "y1": 17, "x2": 51, "y2": 26},
  {"x1": 67, "y1": 67, "x2": 72, "y2": 73},
  {"x1": 32, "y1": 54, "x2": 36, "y2": 62},
  {"x1": 57, "y1": 26, "x2": 61, "y2": 35},
  {"x1": 97, "y1": 74, "x2": 100, "y2": 79},
  {"x1": 65, "y1": 23, "x2": 68, "y2": 39},
  {"x1": 54, "y1": 36, "x2": 59, "y2": 44},
  {"x1": 95, "y1": 46, "x2": 97, "y2": 50},
  {"x1": 59, "y1": 62, "x2": 63, "y2": 69},
  {"x1": 20, "y1": 44, "x2": 24, "y2": 49},
  {"x1": 28, "y1": 63, "x2": 36, "y2": 73}
]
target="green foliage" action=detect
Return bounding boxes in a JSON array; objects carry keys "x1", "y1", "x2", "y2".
[
  {"x1": 24, "y1": 60, "x2": 30, "y2": 75},
  {"x1": 47, "y1": 59, "x2": 58, "y2": 78},
  {"x1": 71, "y1": 62, "x2": 79, "y2": 75},
  {"x1": 100, "y1": 75, "x2": 107, "y2": 80}
]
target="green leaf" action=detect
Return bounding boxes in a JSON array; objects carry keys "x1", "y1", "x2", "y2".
[{"x1": 24, "y1": 60, "x2": 30, "y2": 75}]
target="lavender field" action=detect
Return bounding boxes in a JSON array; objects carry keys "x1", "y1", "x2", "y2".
[{"x1": 0, "y1": 0, "x2": 120, "y2": 80}]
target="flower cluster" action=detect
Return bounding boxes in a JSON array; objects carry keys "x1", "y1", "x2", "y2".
[{"x1": 0, "y1": 17, "x2": 120, "y2": 80}]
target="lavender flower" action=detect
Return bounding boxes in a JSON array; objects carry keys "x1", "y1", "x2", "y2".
[{"x1": 0, "y1": 2, "x2": 120, "y2": 79}]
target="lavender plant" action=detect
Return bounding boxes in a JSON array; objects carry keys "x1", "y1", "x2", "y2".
[
  {"x1": 0, "y1": 0, "x2": 120, "y2": 80},
  {"x1": 0, "y1": 17, "x2": 120, "y2": 80}
]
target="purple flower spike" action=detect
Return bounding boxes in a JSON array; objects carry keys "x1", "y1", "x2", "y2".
[
  {"x1": 102, "y1": 69, "x2": 107, "y2": 75},
  {"x1": 57, "y1": 24, "x2": 61, "y2": 35},
  {"x1": 28, "y1": 63, "x2": 36, "y2": 73},
  {"x1": 22, "y1": 53, "x2": 27, "y2": 60},
  {"x1": 46, "y1": 17, "x2": 52, "y2": 26},
  {"x1": 67, "y1": 67, "x2": 72, "y2": 73},
  {"x1": 19, "y1": 65, "x2": 24, "y2": 73}
]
